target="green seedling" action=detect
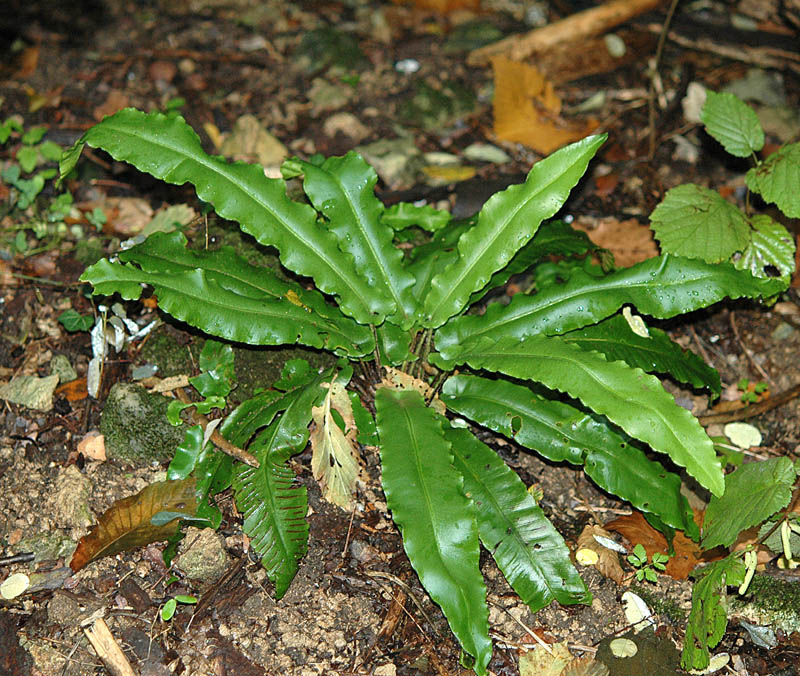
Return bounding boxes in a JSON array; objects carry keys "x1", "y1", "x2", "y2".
[
  {"x1": 627, "y1": 543, "x2": 668, "y2": 583},
  {"x1": 737, "y1": 377, "x2": 768, "y2": 403},
  {"x1": 160, "y1": 594, "x2": 198, "y2": 621},
  {"x1": 61, "y1": 102, "x2": 791, "y2": 673}
]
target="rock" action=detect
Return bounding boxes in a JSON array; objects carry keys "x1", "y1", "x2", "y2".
[
  {"x1": 100, "y1": 383, "x2": 186, "y2": 464},
  {"x1": 0, "y1": 374, "x2": 59, "y2": 411},
  {"x1": 17, "y1": 532, "x2": 76, "y2": 562},
  {"x1": 322, "y1": 112, "x2": 369, "y2": 143},
  {"x1": 174, "y1": 527, "x2": 229, "y2": 583},
  {"x1": 46, "y1": 465, "x2": 92, "y2": 531},
  {"x1": 49, "y1": 354, "x2": 77, "y2": 384}
]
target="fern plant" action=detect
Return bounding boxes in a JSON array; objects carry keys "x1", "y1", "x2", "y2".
[{"x1": 61, "y1": 108, "x2": 786, "y2": 673}]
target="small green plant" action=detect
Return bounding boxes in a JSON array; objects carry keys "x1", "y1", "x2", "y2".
[
  {"x1": 651, "y1": 90, "x2": 797, "y2": 282},
  {"x1": 683, "y1": 456, "x2": 799, "y2": 670},
  {"x1": 737, "y1": 377, "x2": 768, "y2": 403},
  {"x1": 160, "y1": 593, "x2": 198, "y2": 621},
  {"x1": 58, "y1": 308, "x2": 95, "y2": 333},
  {"x1": 1, "y1": 117, "x2": 80, "y2": 255},
  {"x1": 627, "y1": 543, "x2": 668, "y2": 583},
  {"x1": 61, "y1": 103, "x2": 791, "y2": 673}
]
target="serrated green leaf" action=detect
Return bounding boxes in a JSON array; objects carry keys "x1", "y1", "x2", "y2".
[
  {"x1": 746, "y1": 143, "x2": 800, "y2": 218},
  {"x1": 435, "y1": 255, "x2": 784, "y2": 360},
  {"x1": 441, "y1": 374, "x2": 696, "y2": 534},
  {"x1": 422, "y1": 134, "x2": 606, "y2": 328},
  {"x1": 58, "y1": 309, "x2": 94, "y2": 333},
  {"x1": 436, "y1": 335, "x2": 723, "y2": 496},
  {"x1": 701, "y1": 90, "x2": 764, "y2": 158},
  {"x1": 60, "y1": 108, "x2": 382, "y2": 323},
  {"x1": 650, "y1": 184, "x2": 750, "y2": 262},
  {"x1": 300, "y1": 153, "x2": 418, "y2": 327},
  {"x1": 231, "y1": 378, "x2": 329, "y2": 598},
  {"x1": 681, "y1": 555, "x2": 746, "y2": 671},
  {"x1": 702, "y1": 457, "x2": 795, "y2": 549},
  {"x1": 445, "y1": 426, "x2": 590, "y2": 611},
  {"x1": 376, "y1": 388, "x2": 491, "y2": 674},
  {"x1": 16, "y1": 145, "x2": 39, "y2": 173},
  {"x1": 735, "y1": 214, "x2": 795, "y2": 281},
  {"x1": 561, "y1": 314, "x2": 721, "y2": 395},
  {"x1": 382, "y1": 201, "x2": 451, "y2": 232},
  {"x1": 81, "y1": 232, "x2": 373, "y2": 357}
]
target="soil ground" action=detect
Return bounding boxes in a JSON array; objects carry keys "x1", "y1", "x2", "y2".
[{"x1": 2, "y1": 1, "x2": 800, "y2": 674}]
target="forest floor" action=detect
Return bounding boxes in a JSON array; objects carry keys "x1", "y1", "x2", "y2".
[{"x1": 1, "y1": 1, "x2": 800, "y2": 674}]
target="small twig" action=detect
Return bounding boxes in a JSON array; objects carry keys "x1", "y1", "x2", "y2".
[
  {"x1": 687, "y1": 325, "x2": 715, "y2": 370},
  {"x1": 698, "y1": 382, "x2": 800, "y2": 425},
  {"x1": 341, "y1": 503, "x2": 357, "y2": 560},
  {"x1": 0, "y1": 552, "x2": 35, "y2": 566},
  {"x1": 489, "y1": 600, "x2": 553, "y2": 655},
  {"x1": 81, "y1": 611, "x2": 137, "y2": 676},
  {"x1": 175, "y1": 389, "x2": 259, "y2": 467},
  {"x1": 647, "y1": 0, "x2": 680, "y2": 160},
  {"x1": 11, "y1": 273, "x2": 81, "y2": 287},
  {"x1": 364, "y1": 570, "x2": 440, "y2": 637},
  {"x1": 730, "y1": 311, "x2": 772, "y2": 385}
]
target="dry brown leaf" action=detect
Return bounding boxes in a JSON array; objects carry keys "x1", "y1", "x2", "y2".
[
  {"x1": 15, "y1": 45, "x2": 40, "y2": 78},
  {"x1": 310, "y1": 382, "x2": 362, "y2": 510},
  {"x1": 563, "y1": 656, "x2": 609, "y2": 676},
  {"x1": 605, "y1": 510, "x2": 705, "y2": 580},
  {"x1": 70, "y1": 479, "x2": 197, "y2": 572},
  {"x1": 491, "y1": 56, "x2": 598, "y2": 154},
  {"x1": 576, "y1": 524, "x2": 626, "y2": 584},
  {"x1": 380, "y1": 366, "x2": 445, "y2": 415},
  {"x1": 93, "y1": 90, "x2": 131, "y2": 121},
  {"x1": 519, "y1": 641, "x2": 572, "y2": 676},
  {"x1": 77, "y1": 431, "x2": 106, "y2": 462},
  {"x1": 102, "y1": 197, "x2": 154, "y2": 236},
  {"x1": 572, "y1": 216, "x2": 659, "y2": 267}
]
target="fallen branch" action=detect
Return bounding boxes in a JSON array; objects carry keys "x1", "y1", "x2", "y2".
[
  {"x1": 81, "y1": 612, "x2": 137, "y2": 676},
  {"x1": 468, "y1": 0, "x2": 666, "y2": 66},
  {"x1": 698, "y1": 383, "x2": 800, "y2": 426}
]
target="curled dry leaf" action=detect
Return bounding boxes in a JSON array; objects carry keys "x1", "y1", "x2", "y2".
[
  {"x1": 380, "y1": 366, "x2": 445, "y2": 415},
  {"x1": 311, "y1": 381, "x2": 363, "y2": 510},
  {"x1": 70, "y1": 478, "x2": 197, "y2": 572},
  {"x1": 563, "y1": 655, "x2": 610, "y2": 676},
  {"x1": 77, "y1": 431, "x2": 106, "y2": 461},
  {"x1": 491, "y1": 56, "x2": 598, "y2": 154},
  {"x1": 576, "y1": 524, "x2": 626, "y2": 585},
  {"x1": 519, "y1": 641, "x2": 573, "y2": 676}
]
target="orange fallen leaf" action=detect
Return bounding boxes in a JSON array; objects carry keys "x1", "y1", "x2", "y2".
[
  {"x1": 571, "y1": 216, "x2": 658, "y2": 267},
  {"x1": 15, "y1": 45, "x2": 40, "y2": 78},
  {"x1": 605, "y1": 510, "x2": 711, "y2": 580},
  {"x1": 491, "y1": 56, "x2": 598, "y2": 154},
  {"x1": 70, "y1": 479, "x2": 197, "y2": 572},
  {"x1": 93, "y1": 90, "x2": 131, "y2": 122},
  {"x1": 55, "y1": 377, "x2": 88, "y2": 402}
]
